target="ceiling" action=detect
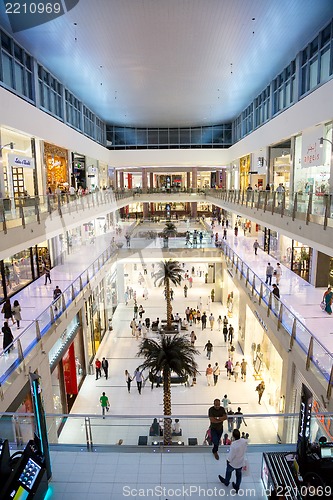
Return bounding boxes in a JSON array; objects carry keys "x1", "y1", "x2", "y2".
[{"x1": 0, "y1": 0, "x2": 332, "y2": 128}]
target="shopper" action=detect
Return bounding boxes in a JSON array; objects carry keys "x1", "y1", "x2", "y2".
[
  {"x1": 240, "y1": 359, "x2": 247, "y2": 382},
  {"x1": 272, "y1": 283, "x2": 280, "y2": 310},
  {"x1": 1, "y1": 298, "x2": 15, "y2": 325},
  {"x1": 95, "y1": 358, "x2": 102, "y2": 380},
  {"x1": 253, "y1": 240, "x2": 259, "y2": 255},
  {"x1": 201, "y1": 312, "x2": 207, "y2": 330},
  {"x1": 217, "y1": 315, "x2": 222, "y2": 331},
  {"x1": 256, "y1": 381, "x2": 265, "y2": 404},
  {"x1": 204, "y1": 340, "x2": 213, "y2": 360},
  {"x1": 206, "y1": 364, "x2": 214, "y2": 386},
  {"x1": 125, "y1": 369, "x2": 132, "y2": 393},
  {"x1": 12, "y1": 300, "x2": 22, "y2": 329},
  {"x1": 213, "y1": 362, "x2": 220, "y2": 386},
  {"x1": 43, "y1": 263, "x2": 52, "y2": 285},
  {"x1": 234, "y1": 407, "x2": 247, "y2": 430},
  {"x1": 2, "y1": 321, "x2": 14, "y2": 353},
  {"x1": 209, "y1": 313, "x2": 215, "y2": 331},
  {"x1": 265, "y1": 263, "x2": 274, "y2": 285},
  {"x1": 208, "y1": 398, "x2": 227, "y2": 460},
  {"x1": 53, "y1": 285, "x2": 62, "y2": 311},
  {"x1": 100, "y1": 391, "x2": 110, "y2": 418},
  {"x1": 275, "y1": 262, "x2": 282, "y2": 284},
  {"x1": 233, "y1": 361, "x2": 241, "y2": 382},
  {"x1": 218, "y1": 428, "x2": 248, "y2": 493},
  {"x1": 133, "y1": 367, "x2": 144, "y2": 394},
  {"x1": 102, "y1": 357, "x2": 109, "y2": 379}
]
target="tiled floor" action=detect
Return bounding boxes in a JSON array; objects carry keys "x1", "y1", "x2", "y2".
[{"x1": 49, "y1": 449, "x2": 267, "y2": 500}]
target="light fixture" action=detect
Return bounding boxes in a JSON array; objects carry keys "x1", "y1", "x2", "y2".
[
  {"x1": 319, "y1": 137, "x2": 333, "y2": 150},
  {"x1": 0, "y1": 142, "x2": 14, "y2": 153}
]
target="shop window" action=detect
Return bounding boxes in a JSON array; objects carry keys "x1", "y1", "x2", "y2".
[
  {"x1": 14, "y1": 43, "x2": 23, "y2": 63},
  {"x1": 14, "y1": 62, "x2": 24, "y2": 95},
  {"x1": 3, "y1": 249, "x2": 33, "y2": 296},
  {"x1": 1, "y1": 31, "x2": 11, "y2": 53}
]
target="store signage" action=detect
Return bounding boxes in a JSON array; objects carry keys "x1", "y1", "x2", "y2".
[
  {"x1": 254, "y1": 310, "x2": 268, "y2": 332},
  {"x1": 301, "y1": 128, "x2": 323, "y2": 168},
  {"x1": 8, "y1": 154, "x2": 35, "y2": 169}
]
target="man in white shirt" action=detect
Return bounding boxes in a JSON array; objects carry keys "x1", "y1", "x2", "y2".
[{"x1": 218, "y1": 428, "x2": 248, "y2": 493}]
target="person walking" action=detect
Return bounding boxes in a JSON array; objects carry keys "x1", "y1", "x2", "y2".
[
  {"x1": 223, "y1": 315, "x2": 228, "y2": 329},
  {"x1": 125, "y1": 369, "x2": 132, "y2": 393},
  {"x1": 44, "y1": 263, "x2": 51, "y2": 285},
  {"x1": 218, "y1": 428, "x2": 248, "y2": 493},
  {"x1": 102, "y1": 357, "x2": 109, "y2": 379},
  {"x1": 213, "y1": 362, "x2": 220, "y2": 386},
  {"x1": 217, "y1": 315, "x2": 222, "y2": 331},
  {"x1": 256, "y1": 381, "x2": 265, "y2": 404},
  {"x1": 95, "y1": 358, "x2": 102, "y2": 380},
  {"x1": 206, "y1": 364, "x2": 214, "y2": 386},
  {"x1": 228, "y1": 324, "x2": 234, "y2": 344},
  {"x1": 190, "y1": 330, "x2": 196, "y2": 346},
  {"x1": 240, "y1": 359, "x2": 247, "y2": 382},
  {"x1": 233, "y1": 361, "x2": 241, "y2": 382},
  {"x1": 100, "y1": 392, "x2": 110, "y2": 419},
  {"x1": 209, "y1": 313, "x2": 215, "y2": 331},
  {"x1": 225, "y1": 358, "x2": 233, "y2": 380},
  {"x1": 208, "y1": 398, "x2": 227, "y2": 460},
  {"x1": 1, "y1": 298, "x2": 15, "y2": 325},
  {"x1": 227, "y1": 407, "x2": 234, "y2": 433},
  {"x1": 53, "y1": 285, "x2": 62, "y2": 311},
  {"x1": 201, "y1": 312, "x2": 207, "y2": 330},
  {"x1": 2, "y1": 321, "x2": 14, "y2": 353},
  {"x1": 222, "y1": 228, "x2": 227, "y2": 240},
  {"x1": 204, "y1": 340, "x2": 213, "y2": 360},
  {"x1": 133, "y1": 367, "x2": 144, "y2": 394},
  {"x1": 222, "y1": 394, "x2": 231, "y2": 411},
  {"x1": 133, "y1": 302, "x2": 138, "y2": 319},
  {"x1": 223, "y1": 325, "x2": 228, "y2": 343},
  {"x1": 253, "y1": 240, "x2": 259, "y2": 255},
  {"x1": 12, "y1": 300, "x2": 22, "y2": 329},
  {"x1": 265, "y1": 262, "x2": 274, "y2": 285},
  {"x1": 323, "y1": 286, "x2": 333, "y2": 315},
  {"x1": 275, "y1": 263, "x2": 282, "y2": 284},
  {"x1": 234, "y1": 407, "x2": 247, "y2": 430}
]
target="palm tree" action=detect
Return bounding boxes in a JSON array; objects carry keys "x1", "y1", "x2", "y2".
[
  {"x1": 163, "y1": 221, "x2": 177, "y2": 237},
  {"x1": 154, "y1": 260, "x2": 183, "y2": 331},
  {"x1": 136, "y1": 335, "x2": 199, "y2": 445}
]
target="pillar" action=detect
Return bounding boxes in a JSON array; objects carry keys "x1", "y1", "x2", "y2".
[
  {"x1": 191, "y1": 167, "x2": 197, "y2": 217},
  {"x1": 142, "y1": 168, "x2": 149, "y2": 217},
  {"x1": 119, "y1": 171, "x2": 124, "y2": 190},
  {"x1": 149, "y1": 172, "x2": 154, "y2": 189},
  {"x1": 310, "y1": 249, "x2": 331, "y2": 287},
  {"x1": 114, "y1": 170, "x2": 119, "y2": 190},
  {"x1": 187, "y1": 171, "x2": 191, "y2": 190}
]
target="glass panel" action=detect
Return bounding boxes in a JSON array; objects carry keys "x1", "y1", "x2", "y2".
[
  {"x1": 309, "y1": 58, "x2": 318, "y2": 89},
  {"x1": 320, "y1": 47, "x2": 331, "y2": 81},
  {"x1": 2, "y1": 52, "x2": 13, "y2": 87}
]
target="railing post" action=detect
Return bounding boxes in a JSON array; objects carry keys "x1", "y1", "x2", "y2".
[
  {"x1": 245, "y1": 267, "x2": 249, "y2": 287},
  {"x1": 324, "y1": 194, "x2": 331, "y2": 230},
  {"x1": 290, "y1": 318, "x2": 297, "y2": 351},
  {"x1": 240, "y1": 261, "x2": 244, "y2": 280},
  {"x1": 251, "y1": 275, "x2": 255, "y2": 296},
  {"x1": 267, "y1": 292, "x2": 272, "y2": 317},
  {"x1": 50, "y1": 306, "x2": 55, "y2": 324},
  {"x1": 57, "y1": 195, "x2": 62, "y2": 216},
  {"x1": 277, "y1": 303, "x2": 283, "y2": 330},
  {"x1": 241, "y1": 190, "x2": 245, "y2": 205},
  {"x1": 35, "y1": 320, "x2": 41, "y2": 341},
  {"x1": 1, "y1": 203, "x2": 7, "y2": 234},
  {"x1": 327, "y1": 365, "x2": 333, "y2": 400},
  {"x1": 280, "y1": 192, "x2": 285, "y2": 217},
  {"x1": 17, "y1": 338, "x2": 24, "y2": 361},
  {"x1": 256, "y1": 191, "x2": 261, "y2": 210},
  {"x1": 292, "y1": 193, "x2": 297, "y2": 221},
  {"x1": 306, "y1": 193, "x2": 312, "y2": 225},
  {"x1": 19, "y1": 202, "x2": 25, "y2": 228},
  {"x1": 306, "y1": 337, "x2": 313, "y2": 371},
  {"x1": 264, "y1": 191, "x2": 268, "y2": 212},
  {"x1": 271, "y1": 192, "x2": 276, "y2": 214},
  {"x1": 259, "y1": 283, "x2": 263, "y2": 305},
  {"x1": 71, "y1": 285, "x2": 75, "y2": 301},
  {"x1": 79, "y1": 276, "x2": 83, "y2": 291},
  {"x1": 235, "y1": 257, "x2": 238, "y2": 275},
  {"x1": 35, "y1": 196, "x2": 40, "y2": 224},
  {"x1": 251, "y1": 190, "x2": 255, "y2": 208}
]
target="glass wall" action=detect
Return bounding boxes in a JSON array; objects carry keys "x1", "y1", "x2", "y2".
[{"x1": 44, "y1": 142, "x2": 68, "y2": 193}]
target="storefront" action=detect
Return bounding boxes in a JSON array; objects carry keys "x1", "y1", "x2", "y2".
[
  {"x1": 245, "y1": 305, "x2": 283, "y2": 412},
  {"x1": 49, "y1": 316, "x2": 84, "y2": 432},
  {"x1": 85, "y1": 282, "x2": 107, "y2": 362},
  {"x1": 71, "y1": 152, "x2": 86, "y2": 190},
  {"x1": 239, "y1": 154, "x2": 251, "y2": 191},
  {"x1": 0, "y1": 128, "x2": 37, "y2": 201},
  {"x1": 293, "y1": 124, "x2": 332, "y2": 195},
  {"x1": 44, "y1": 142, "x2": 69, "y2": 193}
]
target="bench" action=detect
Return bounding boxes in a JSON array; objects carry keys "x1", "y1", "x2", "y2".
[{"x1": 170, "y1": 375, "x2": 188, "y2": 386}]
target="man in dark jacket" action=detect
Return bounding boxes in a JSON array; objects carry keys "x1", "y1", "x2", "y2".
[{"x1": 102, "y1": 357, "x2": 109, "y2": 379}]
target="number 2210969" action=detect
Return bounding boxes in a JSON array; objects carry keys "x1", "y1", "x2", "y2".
[{"x1": 5, "y1": 3, "x2": 61, "y2": 14}]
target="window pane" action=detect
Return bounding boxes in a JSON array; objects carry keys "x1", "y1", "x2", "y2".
[
  {"x1": 320, "y1": 47, "x2": 331, "y2": 81},
  {"x1": 2, "y1": 52, "x2": 13, "y2": 87},
  {"x1": 309, "y1": 58, "x2": 318, "y2": 89},
  {"x1": 159, "y1": 129, "x2": 168, "y2": 145},
  {"x1": 285, "y1": 81, "x2": 291, "y2": 106},
  {"x1": 14, "y1": 62, "x2": 24, "y2": 94},
  {"x1": 26, "y1": 71, "x2": 33, "y2": 100}
]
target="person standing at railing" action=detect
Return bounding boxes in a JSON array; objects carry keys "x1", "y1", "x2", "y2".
[
  {"x1": 53, "y1": 285, "x2": 62, "y2": 311},
  {"x1": 272, "y1": 284, "x2": 280, "y2": 311}
]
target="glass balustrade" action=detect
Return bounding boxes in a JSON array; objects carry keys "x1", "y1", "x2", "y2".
[{"x1": 1, "y1": 412, "x2": 333, "y2": 450}]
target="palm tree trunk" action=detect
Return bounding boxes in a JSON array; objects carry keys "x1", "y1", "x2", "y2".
[
  {"x1": 163, "y1": 369, "x2": 172, "y2": 445},
  {"x1": 166, "y1": 278, "x2": 172, "y2": 330}
]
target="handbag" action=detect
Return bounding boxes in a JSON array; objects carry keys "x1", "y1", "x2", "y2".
[
  {"x1": 242, "y1": 458, "x2": 250, "y2": 476},
  {"x1": 320, "y1": 301, "x2": 326, "y2": 311}
]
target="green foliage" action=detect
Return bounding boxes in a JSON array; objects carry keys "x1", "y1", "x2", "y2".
[{"x1": 154, "y1": 260, "x2": 184, "y2": 288}]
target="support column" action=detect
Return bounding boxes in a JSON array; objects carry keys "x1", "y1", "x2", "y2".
[
  {"x1": 187, "y1": 171, "x2": 191, "y2": 189},
  {"x1": 191, "y1": 167, "x2": 197, "y2": 217},
  {"x1": 119, "y1": 171, "x2": 124, "y2": 190},
  {"x1": 114, "y1": 170, "x2": 119, "y2": 190},
  {"x1": 149, "y1": 172, "x2": 154, "y2": 189},
  {"x1": 142, "y1": 168, "x2": 148, "y2": 217},
  {"x1": 310, "y1": 249, "x2": 331, "y2": 287}
]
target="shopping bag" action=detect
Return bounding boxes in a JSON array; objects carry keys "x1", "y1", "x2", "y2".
[
  {"x1": 242, "y1": 458, "x2": 250, "y2": 476},
  {"x1": 320, "y1": 301, "x2": 326, "y2": 311}
]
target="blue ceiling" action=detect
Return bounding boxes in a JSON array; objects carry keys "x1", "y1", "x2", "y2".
[{"x1": 0, "y1": 0, "x2": 332, "y2": 127}]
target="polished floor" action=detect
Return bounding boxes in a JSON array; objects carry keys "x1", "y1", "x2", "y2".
[{"x1": 1, "y1": 218, "x2": 330, "y2": 498}]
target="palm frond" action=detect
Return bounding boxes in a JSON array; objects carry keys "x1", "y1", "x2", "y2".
[{"x1": 154, "y1": 259, "x2": 184, "y2": 288}]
